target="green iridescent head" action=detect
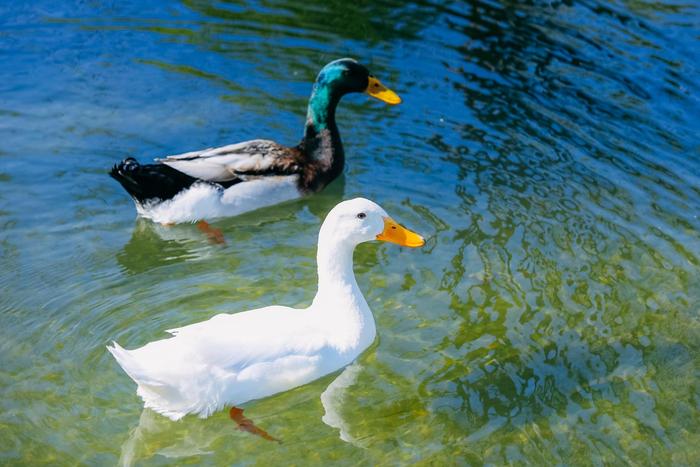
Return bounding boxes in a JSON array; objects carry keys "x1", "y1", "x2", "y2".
[
  {"x1": 314, "y1": 58, "x2": 401, "y2": 104},
  {"x1": 306, "y1": 58, "x2": 401, "y2": 132}
]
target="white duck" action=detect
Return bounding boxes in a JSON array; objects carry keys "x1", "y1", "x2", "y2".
[{"x1": 108, "y1": 198, "x2": 424, "y2": 421}]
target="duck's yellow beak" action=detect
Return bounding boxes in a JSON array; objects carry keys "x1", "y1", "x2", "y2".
[
  {"x1": 366, "y1": 76, "x2": 402, "y2": 105},
  {"x1": 376, "y1": 217, "x2": 425, "y2": 248}
]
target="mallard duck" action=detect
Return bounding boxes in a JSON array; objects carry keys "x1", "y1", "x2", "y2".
[
  {"x1": 110, "y1": 59, "x2": 401, "y2": 224},
  {"x1": 108, "y1": 198, "x2": 424, "y2": 421}
]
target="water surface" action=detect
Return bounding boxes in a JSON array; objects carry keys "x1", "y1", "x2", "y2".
[{"x1": 1, "y1": 0, "x2": 699, "y2": 464}]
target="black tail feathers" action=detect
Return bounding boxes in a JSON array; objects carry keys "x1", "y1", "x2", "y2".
[{"x1": 109, "y1": 158, "x2": 198, "y2": 204}]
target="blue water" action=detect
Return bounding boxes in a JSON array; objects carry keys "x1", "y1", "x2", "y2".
[{"x1": 1, "y1": 0, "x2": 699, "y2": 464}]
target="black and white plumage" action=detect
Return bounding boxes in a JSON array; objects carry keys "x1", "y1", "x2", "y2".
[{"x1": 110, "y1": 59, "x2": 401, "y2": 224}]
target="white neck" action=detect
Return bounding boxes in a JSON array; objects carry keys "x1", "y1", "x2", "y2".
[
  {"x1": 314, "y1": 238, "x2": 356, "y2": 297},
  {"x1": 310, "y1": 230, "x2": 376, "y2": 353}
]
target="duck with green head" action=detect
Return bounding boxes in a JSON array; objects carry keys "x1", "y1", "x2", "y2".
[{"x1": 110, "y1": 58, "x2": 401, "y2": 224}]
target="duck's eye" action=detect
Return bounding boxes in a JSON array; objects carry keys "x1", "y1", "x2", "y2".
[{"x1": 356, "y1": 212, "x2": 366, "y2": 219}]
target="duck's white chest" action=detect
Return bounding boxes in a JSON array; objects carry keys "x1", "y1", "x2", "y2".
[{"x1": 312, "y1": 296, "x2": 377, "y2": 359}]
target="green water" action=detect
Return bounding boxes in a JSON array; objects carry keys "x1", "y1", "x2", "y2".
[{"x1": 1, "y1": 0, "x2": 699, "y2": 465}]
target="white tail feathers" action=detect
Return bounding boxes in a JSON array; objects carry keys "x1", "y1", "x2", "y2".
[
  {"x1": 107, "y1": 341, "x2": 194, "y2": 421},
  {"x1": 107, "y1": 341, "x2": 177, "y2": 390},
  {"x1": 107, "y1": 342, "x2": 149, "y2": 384}
]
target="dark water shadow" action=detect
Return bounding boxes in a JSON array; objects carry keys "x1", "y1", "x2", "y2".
[{"x1": 116, "y1": 219, "x2": 216, "y2": 274}]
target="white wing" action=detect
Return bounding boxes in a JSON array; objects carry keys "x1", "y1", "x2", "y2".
[
  {"x1": 157, "y1": 139, "x2": 297, "y2": 182},
  {"x1": 127, "y1": 306, "x2": 325, "y2": 379}
]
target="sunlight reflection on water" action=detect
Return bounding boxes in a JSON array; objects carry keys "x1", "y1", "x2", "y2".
[{"x1": 0, "y1": 0, "x2": 699, "y2": 464}]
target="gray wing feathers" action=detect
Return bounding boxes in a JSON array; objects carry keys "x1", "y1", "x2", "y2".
[{"x1": 157, "y1": 140, "x2": 291, "y2": 182}]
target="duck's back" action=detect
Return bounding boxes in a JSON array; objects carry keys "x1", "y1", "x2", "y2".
[{"x1": 158, "y1": 139, "x2": 303, "y2": 182}]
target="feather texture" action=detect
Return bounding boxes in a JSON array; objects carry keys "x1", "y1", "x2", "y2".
[{"x1": 158, "y1": 140, "x2": 303, "y2": 182}]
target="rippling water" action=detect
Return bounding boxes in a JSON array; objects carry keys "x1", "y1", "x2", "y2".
[{"x1": 1, "y1": 0, "x2": 699, "y2": 464}]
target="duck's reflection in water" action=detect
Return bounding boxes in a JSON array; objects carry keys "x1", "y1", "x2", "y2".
[
  {"x1": 119, "y1": 409, "x2": 219, "y2": 466},
  {"x1": 320, "y1": 362, "x2": 366, "y2": 447},
  {"x1": 120, "y1": 408, "x2": 283, "y2": 465},
  {"x1": 116, "y1": 219, "x2": 226, "y2": 274},
  {"x1": 119, "y1": 361, "x2": 365, "y2": 464}
]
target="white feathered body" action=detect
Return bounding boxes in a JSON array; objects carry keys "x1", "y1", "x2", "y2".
[
  {"x1": 108, "y1": 296, "x2": 375, "y2": 421},
  {"x1": 107, "y1": 198, "x2": 417, "y2": 422}
]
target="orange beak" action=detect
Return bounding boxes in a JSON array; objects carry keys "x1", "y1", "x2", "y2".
[
  {"x1": 376, "y1": 217, "x2": 425, "y2": 248},
  {"x1": 365, "y1": 76, "x2": 402, "y2": 105}
]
